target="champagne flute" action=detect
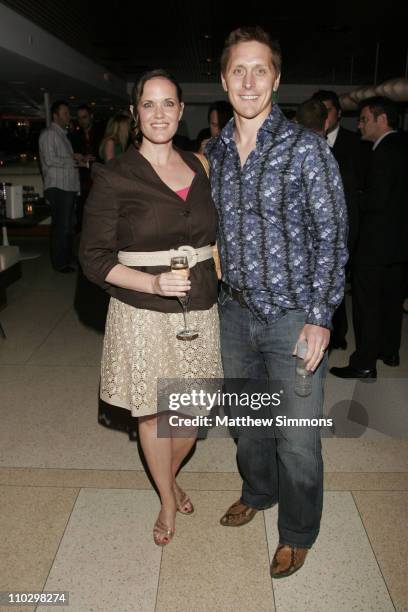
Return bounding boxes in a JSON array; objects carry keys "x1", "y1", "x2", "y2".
[{"x1": 170, "y1": 255, "x2": 198, "y2": 340}]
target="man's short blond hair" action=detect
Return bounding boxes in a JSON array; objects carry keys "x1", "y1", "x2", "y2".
[{"x1": 220, "y1": 26, "x2": 282, "y2": 76}]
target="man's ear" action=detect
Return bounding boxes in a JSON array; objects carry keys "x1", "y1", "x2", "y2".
[
  {"x1": 273, "y1": 74, "x2": 281, "y2": 92},
  {"x1": 378, "y1": 112, "x2": 388, "y2": 128},
  {"x1": 221, "y1": 73, "x2": 228, "y2": 93}
]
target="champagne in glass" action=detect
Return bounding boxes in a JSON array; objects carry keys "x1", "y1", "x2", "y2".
[{"x1": 170, "y1": 255, "x2": 198, "y2": 340}]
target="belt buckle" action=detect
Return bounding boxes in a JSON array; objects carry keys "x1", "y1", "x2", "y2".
[{"x1": 177, "y1": 244, "x2": 198, "y2": 268}]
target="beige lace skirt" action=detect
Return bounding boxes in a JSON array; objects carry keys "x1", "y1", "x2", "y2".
[{"x1": 100, "y1": 298, "x2": 223, "y2": 417}]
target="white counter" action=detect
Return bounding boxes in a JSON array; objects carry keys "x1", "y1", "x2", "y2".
[{"x1": 0, "y1": 161, "x2": 44, "y2": 196}]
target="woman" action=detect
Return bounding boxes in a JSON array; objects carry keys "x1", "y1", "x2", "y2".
[
  {"x1": 80, "y1": 70, "x2": 222, "y2": 546},
  {"x1": 99, "y1": 113, "x2": 131, "y2": 161}
]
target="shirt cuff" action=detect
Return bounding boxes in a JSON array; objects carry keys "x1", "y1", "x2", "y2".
[{"x1": 306, "y1": 303, "x2": 334, "y2": 330}]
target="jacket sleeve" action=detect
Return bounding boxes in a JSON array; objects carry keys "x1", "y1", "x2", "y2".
[
  {"x1": 302, "y1": 139, "x2": 349, "y2": 328},
  {"x1": 360, "y1": 148, "x2": 395, "y2": 214},
  {"x1": 79, "y1": 164, "x2": 119, "y2": 290}
]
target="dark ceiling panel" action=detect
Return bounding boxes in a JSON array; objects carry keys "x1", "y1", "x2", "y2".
[{"x1": 2, "y1": 0, "x2": 408, "y2": 85}]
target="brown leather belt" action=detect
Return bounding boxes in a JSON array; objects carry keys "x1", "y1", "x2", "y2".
[{"x1": 221, "y1": 281, "x2": 249, "y2": 308}]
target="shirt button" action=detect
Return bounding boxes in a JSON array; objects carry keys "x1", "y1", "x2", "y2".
[{"x1": 181, "y1": 210, "x2": 190, "y2": 217}]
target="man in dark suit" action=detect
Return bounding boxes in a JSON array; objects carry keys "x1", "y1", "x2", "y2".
[
  {"x1": 331, "y1": 96, "x2": 408, "y2": 379},
  {"x1": 312, "y1": 90, "x2": 367, "y2": 350},
  {"x1": 70, "y1": 104, "x2": 104, "y2": 230},
  {"x1": 295, "y1": 98, "x2": 328, "y2": 137}
]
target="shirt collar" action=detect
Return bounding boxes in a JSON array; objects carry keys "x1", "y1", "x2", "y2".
[
  {"x1": 219, "y1": 116, "x2": 235, "y2": 146},
  {"x1": 219, "y1": 104, "x2": 287, "y2": 147},
  {"x1": 326, "y1": 124, "x2": 340, "y2": 148},
  {"x1": 373, "y1": 130, "x2": 396, "y2": 150},
  {"x1": 52, "y1": 121, "x2": 68, "y2": 136}
]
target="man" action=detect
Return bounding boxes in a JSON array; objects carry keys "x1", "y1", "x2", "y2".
[
  {"x1": 331, "y1": 97, "x2": 408, "y2": 379},
  {"x1": 39, "y1": 100, "x2": 83, "y2": 272},
  {"x1": 69, "y1": 104, "x2": 103, "y2": 230},
  {"x1": 196, "y1": 100, "x2": 233, "y2": 153},
  {"x1": 70, "y1": 104, "x2": 102, "y2": 159},
  {"x1": 295, "y1": 98, "x2": 329, "y2": 137},
  {"x1": 312, "y1": 89, "x2": 367, "y2": 350},
  {"x1": 206, "y1": 27, "x2": 347, "y2": 578}
]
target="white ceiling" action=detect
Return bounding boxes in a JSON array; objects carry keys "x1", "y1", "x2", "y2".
[
  {"x1": 0, "y1": 3, "x2": 128, "y2": 118},
  {"x1": 0, "y1": 47, "x2": 127, "y2": 116}
]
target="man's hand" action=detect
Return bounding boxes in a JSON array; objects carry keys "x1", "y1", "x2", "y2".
[
  {"x1": 73, "y1": 153, "x2": 83, "y2": 162},
  {"x1": 293, "y1": 324, "x2": 330, "y2": 372},
  {"x1": 83, "y1": 154, "x2": 96, "y2": 163}
]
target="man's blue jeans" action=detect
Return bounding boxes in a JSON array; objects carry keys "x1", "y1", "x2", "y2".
[{"x1": 219, "y1": 288, "x2": 327, "y2": 548}]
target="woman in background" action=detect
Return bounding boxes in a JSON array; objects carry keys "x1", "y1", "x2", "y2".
[{"x1": 99, "y1": 113, "x2": 131, "y2": 161}]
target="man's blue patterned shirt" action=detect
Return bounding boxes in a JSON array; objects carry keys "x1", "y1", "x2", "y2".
[{"x1": 206, "y1": 104, "x2": 348, "y2": 328}]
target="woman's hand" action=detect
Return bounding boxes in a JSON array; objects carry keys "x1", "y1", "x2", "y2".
[
  {"x1": 151, "y1": 272, "x2": 191, "y2": 297},
  {"x1": 104, "y1": 265, "x2": 191, "y2": 296}
]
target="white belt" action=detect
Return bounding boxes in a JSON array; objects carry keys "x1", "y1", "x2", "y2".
[{"x1": 118, "y1": 244, "x2": 213, "y2": 269}]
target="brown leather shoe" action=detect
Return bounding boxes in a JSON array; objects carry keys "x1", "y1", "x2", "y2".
[
  {"x1": 270, "y1": 544, "x2": 308, "y2": 579},
  {"x1": 220, "y1": 499, "x2": 258, "y2": 527}
]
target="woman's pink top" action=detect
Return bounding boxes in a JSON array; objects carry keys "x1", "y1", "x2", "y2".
[{"x1": 175, "y1": 186, "x2": 191, "y2": 201}]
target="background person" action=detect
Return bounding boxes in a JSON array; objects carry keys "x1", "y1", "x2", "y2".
[
  {"x1": 70, "y1": 104, "x2": 104, "y2": 230},
  {"x1": 312, "y1": 89, "x2": 368, "y2": 350},
  {"x1": 331, "y1": 97, "x2": 408, "y2": 378},
  {"x1": 39, "y1": 99, "x2": 84, "y2": 273},
  {"x1": 99, "y1": 113, "x2": 131, "y2": 162},
  {"x1": 196, "y1": 100, "x2": 233, "y2": 153},
  {"x1": 295, "y1": 98, "x2": 329, "y2": 136}
]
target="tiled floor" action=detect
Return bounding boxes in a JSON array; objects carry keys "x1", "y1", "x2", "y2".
[{"x1": 0, "y1": 239, "x2": 407, "y2": 612}]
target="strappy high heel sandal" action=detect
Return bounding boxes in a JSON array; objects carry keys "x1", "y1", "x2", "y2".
[
  {"x1": 153, "y1": 518, "x2": 174, "y2": 546},
  {"x1": 173, "y1": 484, "x2": 194, "y2": 515}
]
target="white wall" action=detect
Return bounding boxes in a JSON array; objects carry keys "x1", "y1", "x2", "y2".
[{"x1": 179, "y1": 105, "x2": 212, "y2": 140}]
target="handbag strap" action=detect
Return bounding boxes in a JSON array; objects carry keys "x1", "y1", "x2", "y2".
[
  {"x1": 193, "y1": 152, "x2": 222, "y2": 280},
  {"x1": 194, "y1": 152, "x2": 210, "y2": 178}
]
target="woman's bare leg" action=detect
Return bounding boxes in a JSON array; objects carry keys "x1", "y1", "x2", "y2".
[
  {"x1": 171, "y1": 421, "x2": 197, "y2": 512},
  {"x1": 138, "y1": 413, "x2": 176, "y2": 544},
  {"x1": 171, "y1": 435, "x2": 197, "y2": 476}
]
